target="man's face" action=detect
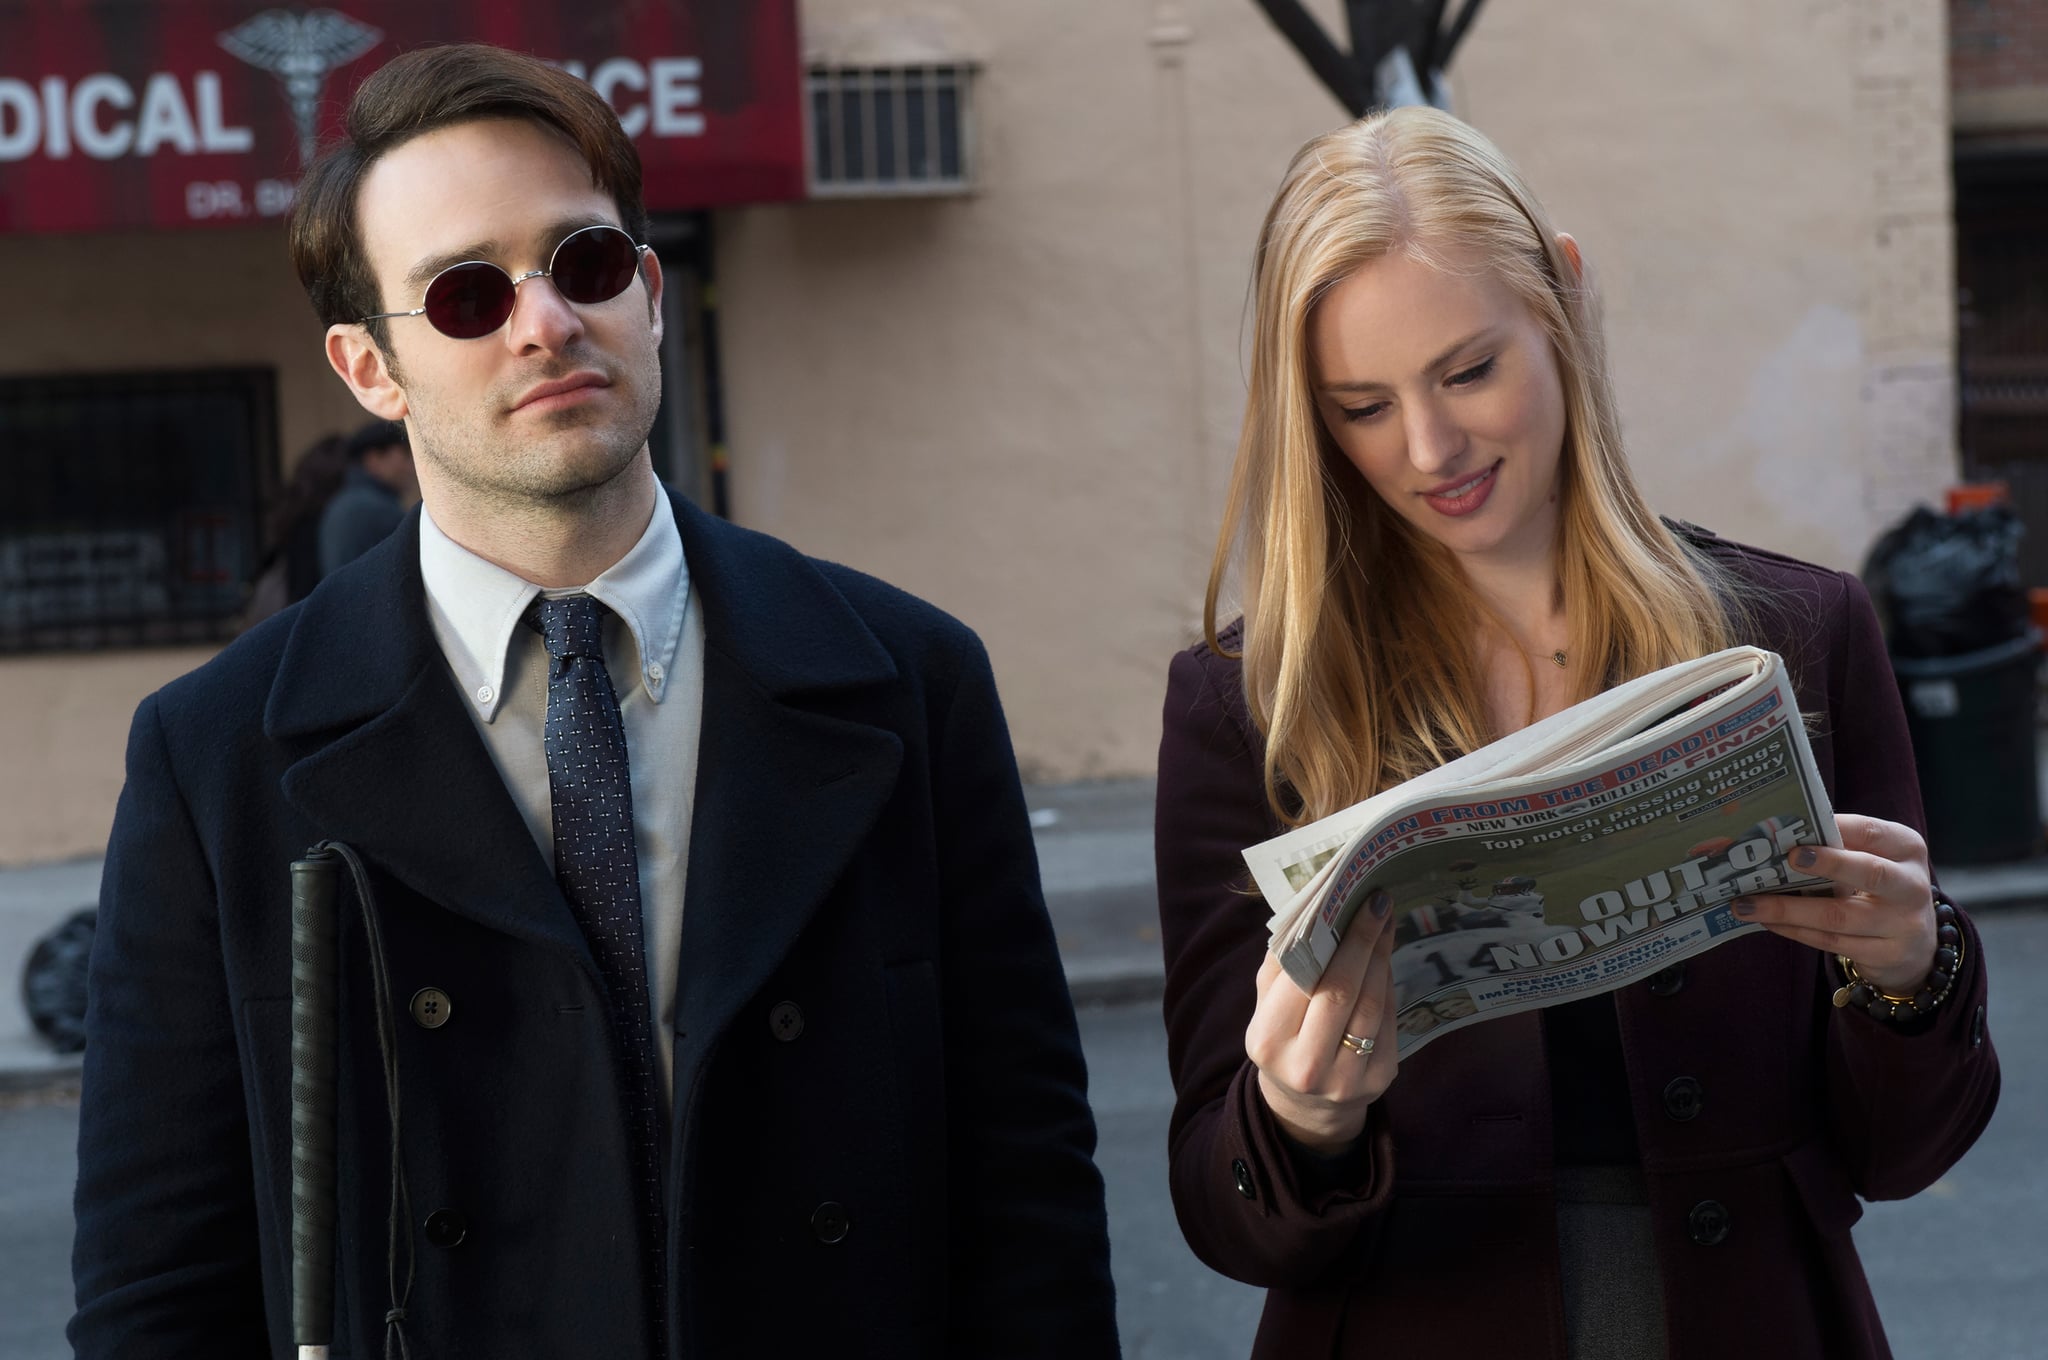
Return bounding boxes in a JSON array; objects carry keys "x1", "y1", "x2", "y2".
[{"x1": 348, "y1": 117, "x2": 663, "y2": 515}]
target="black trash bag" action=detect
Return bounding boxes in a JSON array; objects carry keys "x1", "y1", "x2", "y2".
[
  {"x1": 1861, "y1": 504, "x2": 2029, "y2": 659},
  {"x1": 21, "y1": 908, "x2": 95, "y2": 1055}
]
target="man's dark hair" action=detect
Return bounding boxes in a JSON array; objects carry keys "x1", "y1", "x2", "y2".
[
  {"x1": 343, "y1": 419, "x2": 409, "y2": 463},
  {"x1": 287, "y1": 43, "x2": 651, "y2": 346}
]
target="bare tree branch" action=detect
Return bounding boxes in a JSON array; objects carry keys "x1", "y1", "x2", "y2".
[
  {"x1": 1255, "y1": 0, "x2": 1482, "y2": 115},
  {"x1": 1253, "y1": 0, "x2": 1370, "y2": 115},
  {"x1": 1415, "y1": 0, "x2": 1450, "y2": 74},
  {"x1": 1440, "y1": 0, "x2": 1486, "y2": 65}
]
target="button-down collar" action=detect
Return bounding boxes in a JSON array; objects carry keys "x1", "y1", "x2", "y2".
[{"x1": 419, "y1": 492, "x2": 689, "y2": 722}]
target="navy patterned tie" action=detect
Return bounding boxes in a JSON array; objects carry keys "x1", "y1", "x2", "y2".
[{"x1": 528, "y1": 594, "x2": 666, "y2": 1349}]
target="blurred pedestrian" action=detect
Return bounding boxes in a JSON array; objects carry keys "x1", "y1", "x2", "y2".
[
  {"x1": 240, "y1": 431, "x2": 347, "y2": 626},
  {"x1": 316, "y1": 417, "x2": 417, "y2": 574}
]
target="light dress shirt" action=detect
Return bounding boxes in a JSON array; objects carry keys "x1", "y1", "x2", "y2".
[{"x1": 419, "y1": 491, "x2": 705, "y2": 1095}]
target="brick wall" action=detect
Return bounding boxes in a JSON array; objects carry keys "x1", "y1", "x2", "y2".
[
  {"x1": 1860, "y1": 0, "x2": 1960, "y2": 526},
  {"x1": 1952, "y1": 0, "x2": 2048, "y2": 92}
]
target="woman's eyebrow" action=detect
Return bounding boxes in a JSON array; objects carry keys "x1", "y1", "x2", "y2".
[{"x1": 1321, "y1": 328, "x2": 1499, "y2": 394}]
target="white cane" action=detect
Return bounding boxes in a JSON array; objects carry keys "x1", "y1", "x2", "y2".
[
  {"x1": 291, "y1": 843, "x2": 415, "y2": 1359},
  {"x1": 290, "y1": 850, "x2": 339, "y2": 1359}
]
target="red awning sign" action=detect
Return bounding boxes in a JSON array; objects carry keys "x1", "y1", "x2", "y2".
[{"x1": 0, "y1": 2, "x2": 804, "y2": 233}]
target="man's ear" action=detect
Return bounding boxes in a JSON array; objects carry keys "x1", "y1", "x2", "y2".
[
  {"x1": 641, "y1": 248, "x2": 666, "y2": 347},
  {"x1": 1556, "y1": 232, "x2": 1585, "y2": 285},
  {"x1": 325, "y1": 324, "x2": 409, "y2": 420}
]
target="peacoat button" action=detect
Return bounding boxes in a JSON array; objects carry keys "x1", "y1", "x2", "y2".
[
  {"x1": 1970, "y1": 1004, "x2": 1985, "y2": 1049},
  {"x1": 768, "y1": 1001, "x2": 805, "y2": 1042},
  {"x1": 811, "y1": 1201, "x2": 851, "y2": 1244},
  {"x1": 1662, "y1": 1076, "x2": 1704, "y2": 1122},
  {"x1": 423, "y1": 1207, "x2": 468, "y2": 1248},
  {"x1": 1646, "y1": 964, "x2": 1687, "y2": 997},
  {"x1": 409, "y1": 987, "x2": 453, "y2": 1030},
  {"x1": 1232, "y1": 1158, "x2": 1256, "y2": 1201},
  {"x1": 1687, "y1": 1199, "x2": 1731, "y2": 1246}
]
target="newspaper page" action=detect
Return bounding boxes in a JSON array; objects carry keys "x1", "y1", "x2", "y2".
[{"x1": 1243, "y1": 648, "x2": 1839, "y2": 1056}]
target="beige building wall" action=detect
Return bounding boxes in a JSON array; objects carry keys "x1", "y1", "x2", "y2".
[
  {"x1": 1452, "y1": 0, "x2": 1956, "y2": 566},
  {"x1": 0, "y1": 227, "x2": 359, "y2": 865},
  {"x1": 718, "y1": 0, "x2": 1959, "y2": 785},
  {"x1": 0, "y1": 0, "x2": 1961, "y2": 860},
  {"x1": 720, "y1": 0, "x2": 1357, "y2": 781}
]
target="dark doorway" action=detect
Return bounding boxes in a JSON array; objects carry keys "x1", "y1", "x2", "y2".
[{"x1": 1955, "y1": 149, "x2": 2048, "y2": 586}]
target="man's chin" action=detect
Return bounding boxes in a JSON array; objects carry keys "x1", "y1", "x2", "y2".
[{"x1": 518, "y1": 438, "x2": 648, "y2": 503}]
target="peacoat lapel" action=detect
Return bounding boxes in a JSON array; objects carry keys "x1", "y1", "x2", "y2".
[
  {"x1": 665, "y1": 490, "x2": 904, "y2": 1080},
  {"x1": 264, "y1": 512, "x2": 596, "y2": 979}
]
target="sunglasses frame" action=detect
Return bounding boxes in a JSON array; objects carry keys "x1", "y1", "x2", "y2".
[{"x1": 359, "y1": 223, "x2": 652, "y2": 338}]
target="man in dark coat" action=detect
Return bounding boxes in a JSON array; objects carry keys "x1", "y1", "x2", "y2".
[{"x1": 72, "y1": 45, "x2": 1117, "y2": 1359}]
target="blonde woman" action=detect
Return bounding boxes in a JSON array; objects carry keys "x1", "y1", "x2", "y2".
[{"x1": 1155, "y1": 107, "x2": 1998, "y2": 1359}]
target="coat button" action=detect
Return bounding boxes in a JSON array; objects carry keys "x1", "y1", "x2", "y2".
[
  {"x1": 769, "y1": 1001, "x2": 805, "y2": 1042},
  {"x1": 1231, "y1": 1158, "x2": 1257, "y2": 1201},
  {"x1": 1971, "y1": 1004, "x2": 1986, "y2": 1049},
  {"x1": 423, "y1": 1207, "x2": 468, "y2": 1248},
  {"x1": 811, "y1": 1201, "x2": 850, "y2": 1244},
  {"x1": 1662, "y1": 1076, "x2": 1703, "y2": 1122},
  {"x1": 409, "y1": 987, "x2": 453, "y2": 1029},
  {"x1": 1687, "y1": 1199, "x2": 1731, "y2": 1246},
  {"x1": 1647, "y1": 964, "x2": 1687, "y2": 997}
]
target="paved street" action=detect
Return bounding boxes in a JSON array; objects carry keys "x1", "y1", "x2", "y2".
[{"x1": 5, "y1": 908, "x2": 2045, "y2": 1358}]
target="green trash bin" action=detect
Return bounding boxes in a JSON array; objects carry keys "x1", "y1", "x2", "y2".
[{"x1": 1891, "y1": 631, "x2": 2043, "y2": 866}]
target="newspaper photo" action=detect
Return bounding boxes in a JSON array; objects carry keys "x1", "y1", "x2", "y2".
[{"x1": 1242, "y1": 646, "x2": 1840, "y2": 1056}]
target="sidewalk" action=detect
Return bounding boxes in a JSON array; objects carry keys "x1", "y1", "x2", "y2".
[{"x1": 7, "y1": 776, "x2": 2046, "y2": 1090}]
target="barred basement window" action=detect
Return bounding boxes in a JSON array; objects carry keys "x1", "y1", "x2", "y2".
[
  {"x1": 808, "y1": 65, "x2": 975, "y2": 196},
  {"x1": 0, "y1": 368, "x2": 272, "y2": 652}
]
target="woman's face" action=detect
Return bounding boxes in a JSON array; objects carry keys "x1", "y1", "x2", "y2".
[{"x1": 1309, "y1": 247, "x2": 1569, "y2": 570}]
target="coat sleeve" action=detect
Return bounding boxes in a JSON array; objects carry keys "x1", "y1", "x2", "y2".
[
  {"x1": 930, "y1": 634, "x2": 1120, "y2": 1356},
  {"x1": 69, "y1": 694, "x2": 271, "y2": 1355},
  {"x1": 1155, "y1": 645, "x2": 1395, "y2": 1288},
  {"x1": 1814, "y1": 572, "x2": 2000, "y2": 1200}
]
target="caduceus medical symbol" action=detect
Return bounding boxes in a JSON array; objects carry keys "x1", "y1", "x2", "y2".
[{"x1": 218, "y1": 8, "x2": 384, "y2": 168}]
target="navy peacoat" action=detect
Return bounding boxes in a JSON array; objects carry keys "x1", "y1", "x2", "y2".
[
  {"x1": 72, "y1": 489, "x2": 1119, "y2": 1358},
  {"x1": 1155, "y1": 531, "x2": 1999, "y2": 1359}
]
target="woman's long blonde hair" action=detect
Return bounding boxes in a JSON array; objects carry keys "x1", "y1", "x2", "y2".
[{"x1": 1208, "y1": 106, "x2": 1733, "y2": 825}]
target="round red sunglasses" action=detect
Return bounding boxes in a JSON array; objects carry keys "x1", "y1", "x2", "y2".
[{"x1": 360, "y1": 224, "x2": 651, "y2": 340}]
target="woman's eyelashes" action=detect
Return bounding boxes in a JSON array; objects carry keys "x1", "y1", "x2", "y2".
[
  {"x1": 1446, "y1": 355, "x2": 1496, "y2": 388},
  {"x1": 1338, "y1": 356, "x2": 1498, "y2": 423}
]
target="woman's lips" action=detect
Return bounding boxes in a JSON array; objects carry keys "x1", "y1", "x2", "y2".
[{"x1": 1421, "y1": 461, "x2": 1500, "y2": 518}]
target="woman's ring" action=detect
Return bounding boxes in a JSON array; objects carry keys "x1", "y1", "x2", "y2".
[{"x1": 1339, "y1": 1032, "x2": 1375, "y2": 1058}]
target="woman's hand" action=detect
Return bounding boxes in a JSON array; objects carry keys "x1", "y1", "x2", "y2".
[
  {"x1": 1246, "y1": 890, "x2": 1400, "y2": 1153},
  {"x1": 1731, "y1": 813, "x2": 1939, "y2": 996}
]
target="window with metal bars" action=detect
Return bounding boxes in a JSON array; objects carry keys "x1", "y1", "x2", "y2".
[
  {"x1": 807, "y1": 65, "x2": 975, "y2": 196},
  {"x1": 0, "y1": 368, "x2": 272, "y2": 652}
]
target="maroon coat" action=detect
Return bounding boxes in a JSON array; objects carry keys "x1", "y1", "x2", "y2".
[{"x1": 1155, "y1": 532, "x2": 2000, "y2": 1359}]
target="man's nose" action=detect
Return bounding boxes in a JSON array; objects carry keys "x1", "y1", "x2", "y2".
[{"x1": 503, "y1": 273, "x2": 585, "y2": 354}]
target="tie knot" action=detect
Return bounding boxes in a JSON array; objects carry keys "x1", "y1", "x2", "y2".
[{"x1": 527, "y1": 594, "x2": 608, "y2": 661}]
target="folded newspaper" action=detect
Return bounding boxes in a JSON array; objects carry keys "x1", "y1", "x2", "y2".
[{"x1": 1243, "y1": 646, "x2": 1839, "y2": 1056}]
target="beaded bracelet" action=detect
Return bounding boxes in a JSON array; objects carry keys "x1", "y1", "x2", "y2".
[{"x1": 1831, "y1": 899, "x2": 1963, "y2": 1023}]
